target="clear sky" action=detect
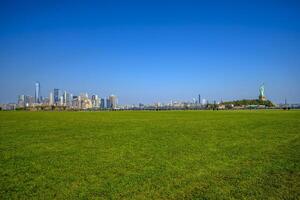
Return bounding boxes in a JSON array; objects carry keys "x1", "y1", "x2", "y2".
[{"x1": 0, "y1": 0, "x2": 300, "y2": 104}]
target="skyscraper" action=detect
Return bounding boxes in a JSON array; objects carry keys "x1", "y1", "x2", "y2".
[
  {"x1": 198, "y1": 94, "x2": 201, "y2": 104},
  {"x1": 18, "y1": 95, "x2": 25, "y2": 107},
  {"x1": 54, "y1": 89, "x2": 59, "y2": 104},
  {"x1": 91, "y1": 95, "x2": 100, "y2": 108},
  {"x1": 59, "y1": 96, "x2": 63, "y2": 106},
  {"x1": 106, "y1": 98, "x2": 111, "y2": 109},
  {"x1": 66, "y1": 92, "x2": 71, "y2": 107},
  {"x1": 109, "y1": 95, "x2": 117, "y2": 109},
  {"x1": 35, "y1": 82, "x2": 40, "y2": 103},
  {"x1": 100, "y1": 98, "x2": 105, "y2": 109},
  {"x1": 49, "y1": 92, "x2": 54, "y2": 105},
  {"x1": 63, "y1": 91, "x2": 71, "y2": 106}
]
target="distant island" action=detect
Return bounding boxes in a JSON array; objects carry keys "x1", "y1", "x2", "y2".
[{"x1": 221, "y1": 99, "x2": 274, "y2": 108}]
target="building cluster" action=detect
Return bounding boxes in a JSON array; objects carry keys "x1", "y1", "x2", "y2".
[
  {"x1": 15, "y1": 82, "x2": 118, "y2": 110},
  {"x1": 122, "y1": 98, "x2": 206, "y2": 110}
]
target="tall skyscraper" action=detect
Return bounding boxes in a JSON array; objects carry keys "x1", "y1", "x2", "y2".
[
  {"x1": 198, "y1": 94, "x2": 201, "y2": 104},
  {"x1": 35, "y1": 82, "x2": 40, "y2": 103},
  {"x1": 54, "y1": 89, "x2": 60, "y2": 104}
]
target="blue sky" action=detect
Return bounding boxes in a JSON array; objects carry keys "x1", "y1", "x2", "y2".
[{"x1": 0, "y1": 0, "x2": 300, "y2": 104}]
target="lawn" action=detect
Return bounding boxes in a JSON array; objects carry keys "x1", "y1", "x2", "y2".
[{"x1": 0, "y1": 110, "x2": 299, "y2": 199}]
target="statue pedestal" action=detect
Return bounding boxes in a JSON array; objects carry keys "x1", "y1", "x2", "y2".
[{"x1": 259, "y1": 95, "x2": 267, "y2": 101}]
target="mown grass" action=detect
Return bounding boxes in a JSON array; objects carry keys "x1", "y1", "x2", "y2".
[{"x1": 0, "y1": 110, "x2": 299, "y2": 199}]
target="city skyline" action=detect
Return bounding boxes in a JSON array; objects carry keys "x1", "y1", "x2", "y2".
[
  {"x1": 13, "y1": 81, "x2": 281, "y2": 106},
  {"x1": 1, "y1": 80, "x2": 299, "y2": 105},
  {"x1": 5, "y1": 80, "x2": 296, "y2": 111},
  {"x1": 1, "y1": 1, "x2": 300, "y2": 104},
  {"x1": 15, "y1": 81, "x2": 119, "y2": 110}
]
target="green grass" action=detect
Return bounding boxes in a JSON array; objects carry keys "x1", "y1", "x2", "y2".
[{"x1": 0, "y1": 110, "x2": 299, "y2": 199}]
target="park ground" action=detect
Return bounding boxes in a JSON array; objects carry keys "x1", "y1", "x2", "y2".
[{"x1": 0, "y1": 110, "x2": 299, "y2": 199}]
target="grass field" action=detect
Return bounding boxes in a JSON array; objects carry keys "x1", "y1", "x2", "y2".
[{"x1": 0, "y1": 110, "x2": 299, "y2": 199}]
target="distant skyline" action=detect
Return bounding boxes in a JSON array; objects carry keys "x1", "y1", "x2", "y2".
[{"x1": 1, "y1": 0, "x2": 300, "y2": 104}]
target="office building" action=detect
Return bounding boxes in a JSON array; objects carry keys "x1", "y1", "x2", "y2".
[
  {"x1": 91, "y1": 95, "x2": 100, "y2": 108},
  {"x1": 54, "y1": 89, "x2": 60, "y2": 104},
  {"x1": 59, "y1": 96, "x2": 63, "y2": 106},
  {"x1": 18, "y1": 95, "x2": 25, "y2": 107},
  {"x1": 100, "y1": 98, "x2": 105, "y2": 109},
  {"x1": 72, "y1": 96, "x2": 80, "y2": 109},
  {"x1": 106, "y1": 98, "x2": 111, "y2": 109},
  {"x1": 63, "y1": 91, "x2": 71, "y2": 106},
  {"x1": 49, "y1": 92, "x2": 54, "y2": 105},
  {"x1": 109, "y1": 95, "x2": 117, "y2": 109}
]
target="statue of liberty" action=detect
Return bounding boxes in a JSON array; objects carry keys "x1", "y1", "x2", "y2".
[{"x1": 259, "y1": 83, "x2": 266, "y2": 101}]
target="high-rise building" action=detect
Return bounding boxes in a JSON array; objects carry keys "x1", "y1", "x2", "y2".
[
  {"x1": 100, "y1": 98, "x2": 105, "y2": 109},
  {"x1": 72, "y1": 95, "x2": 80, "y2": 109},
  {"x1": 18, "y1": 95, "x2": 25, "y2": 107},
  {"x1": 198, "y1": 94, "x2": 201, "y2": 104},
  {"x1": 91, "y1": 95, "x2": 100, "y2": 108},
  {"x1": 66, "y1": 93, "x2": 71, "y2": 107},
  {"x1": 35, "y1": 82, "x2": 40, "y2": 103},
  {"x1": 109, "y1": 95, "x2": 117, "y2": 109},
  {"x1": 54, "y1": 89, "x2": 60, "y2": 104},
  {"x1": 106, "y1": 98, "x2": 111, "y2": 109},
  {"x1": 59, "y1": 96, "x2": 63, "y2": 106},
  {"x1": 70, "y1": 94, "x2": 73, "y2": 106},
  {"x1": 63, "y1": 91, "x2": 71, "y2": 106},
  {"x1": 49, "y1": 92, "x2": 54, "y2": 105}
]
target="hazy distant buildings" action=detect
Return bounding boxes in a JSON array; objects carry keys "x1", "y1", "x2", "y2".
[
  {"x1": 80, "y1": 93, "x2": 92, "y2": 109},
  {"x1": 25, "y1": 95, "x2": 34, "y2": 107}
]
